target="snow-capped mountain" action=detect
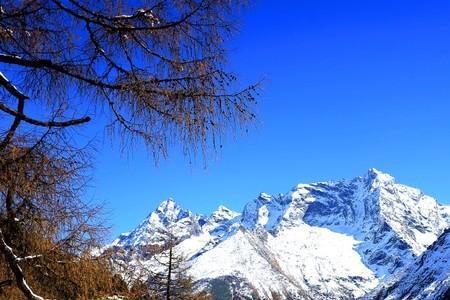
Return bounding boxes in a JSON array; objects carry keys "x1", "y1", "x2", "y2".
[
  {"x1": 366, "y1": 228, "x2": 450, "y2": 300},
  {"x1": 111, "y1": 198, "x2": 207, "y2": 248},
  {"x1": 108, "y1": 169, "x2": 450, "y2": 299}
]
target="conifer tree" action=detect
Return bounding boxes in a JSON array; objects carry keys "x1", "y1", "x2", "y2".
[
  {"x1": 0, "y1": 1, "x2": 257, "y2": 298},
  {"x1": 144, "y1": 231, "x2": 211, "y2": 300}
]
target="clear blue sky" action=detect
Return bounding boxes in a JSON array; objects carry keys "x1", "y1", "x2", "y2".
[{"x1": 89, "y1": 0, "x2": 450, "y2": 239}]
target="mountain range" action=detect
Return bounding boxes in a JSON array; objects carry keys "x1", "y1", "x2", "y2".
[{"x1": 106, "y1": 169, "x2": 450, "y2": 299}]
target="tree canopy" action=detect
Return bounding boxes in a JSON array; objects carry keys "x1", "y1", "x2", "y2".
[
  {"x1": 0, "y1": 0, "x2": 258, "y2": 158},
  {"x1": 0, "y1": 0, "x2": 257, "y2": 298}
]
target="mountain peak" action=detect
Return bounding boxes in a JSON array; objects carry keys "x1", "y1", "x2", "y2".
[
  {"x1": 258, "y1": 192, "x2": 272, "y2": 201},
  {"x1": 210, "y1": 205, "x2": 239, "y2": 223},
  {"x1": 154, "y1": 198, "x2": 193, "y2": 224},
  {"x1": 363, "y1": 168, "x2": 395, "y2": 185},
  {"x1": 367, "y1": 167, "x2": 386, "y2": 176},
  {"x1": 215, "y1": 205, "x2": 233, "y2": 213},
  {"x1": 109, "y1": 170, "x2": 450, "y2": 299},
  {"x1": 156, "y1": 198, "x2": 177, "y2": 211}
]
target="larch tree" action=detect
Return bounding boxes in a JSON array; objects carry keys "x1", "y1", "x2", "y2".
[
  {"x1": 0, "y1": 0, "x2": 258, "y2": 299},
  {"x1": 144, "y1": 231, "x2": 211, "y2": 300}
]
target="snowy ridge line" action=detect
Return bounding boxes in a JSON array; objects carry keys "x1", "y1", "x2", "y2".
[{"x1": 107, "y1": 169, "x2": 450, "y2": 300}]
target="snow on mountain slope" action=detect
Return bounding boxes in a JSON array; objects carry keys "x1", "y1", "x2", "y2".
[
  {"x1": 292, "y1": 169, "x2": 450, "y2": 276},
  {"x1": 367, "y1": 228, "x2": 450, "y2": 300},
  {"x1": 267, "y1": 225, "x2": 378, "y2": 298},
  {"x1": 111, "y1": 198, "x2": 209, "y2": 248},
  {"x1": 187, "y1": 228, "x2": 312, "y2": 299},
  {"x1": 107, "y1": 169, "x2": 450, "y2": 299}
]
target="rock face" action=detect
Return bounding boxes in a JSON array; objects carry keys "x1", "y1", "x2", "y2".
[
  {"x1": 108, "y1": 169, "x2": 450, "y2": 299},
  {"x1": 111, "y1": 198, "x2": 207, "y2": 248},
  {"x1": 367, "y1": 228, "x2": 450, "y2": 300}
]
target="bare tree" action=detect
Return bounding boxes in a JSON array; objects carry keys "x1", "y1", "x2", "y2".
[
  {"x1": 0, "y1": 0, "x2": 258, "y2": 159},
  {"x1": 0, "y1": 1, "x2": 257, "y2": 298},
  {"x1": 0, "y1": 133, "x2": 131, "y2": 300},
  {"x1": 108, "y1": 229, "x2": 210, "y2": 300},
  {"x1": 145, "y1": 232, "x2": 210, "y2": 300}
]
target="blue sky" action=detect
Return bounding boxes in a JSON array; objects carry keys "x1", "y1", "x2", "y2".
[{"x1": 90, "y1": 0, "x2": 450, "y2": 239}]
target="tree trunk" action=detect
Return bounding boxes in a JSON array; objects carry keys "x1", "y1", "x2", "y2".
[{"x1": 166, "y1": 246, "x2": 173, "y2": 300}]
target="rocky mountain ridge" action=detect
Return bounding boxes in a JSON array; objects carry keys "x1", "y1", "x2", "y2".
[{"x1": 108, "y1": 169, "x2": 450, "y2": 299}]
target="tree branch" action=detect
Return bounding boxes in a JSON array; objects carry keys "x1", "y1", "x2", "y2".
[
  {"x1": 0, "y1": 102, "x2": 91, "y2": 128},
  {"x1": 0, "y1": 279, "x2": 13, "y2": 289},
  {"x1": 0, "y1": 229, "x2": 48, "y2": 300},
  {"x1": 0, "y1": 98, "x2": 24, "y2": 151},
  {"x1": 53, "y1": 0, "x2": 204, "y2": 32},
  {"x1": 0, "y1": 71, "x2": 28, "y2": 100},
  {"x1": 0, "y1": 53, "x2": 125, "y2": 90}
]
